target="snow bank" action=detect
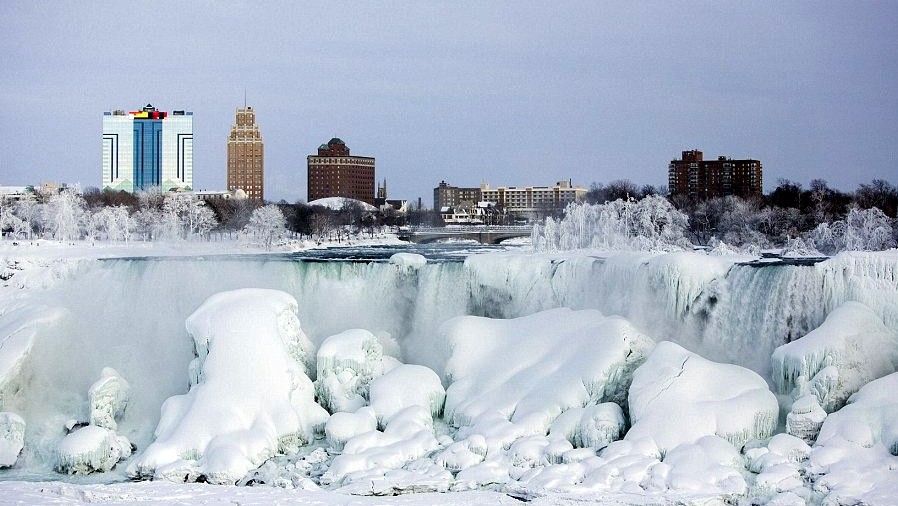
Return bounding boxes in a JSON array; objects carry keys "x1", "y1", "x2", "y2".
[
  {"x1": 56, "y1": 425, "x2": 132, "y2": 474},
  {"x1": 315, "y1": 329, "x2": 384, "y2": 413},
  {"x1": 369, "y1": 364, "x2": 445, "y2": 427},
  {"x1": 88, "y1": 367, "x2": 129, "y2": 431},
  {"x1": 443, "y1": 308, "x2": 654, "y2": 433},
  {"x1": 325, "y1": 407, "x2": 377, "y2": 451},
  {"x1": 627, "y1": 341, "x2": 778, "y2": 453},
  {"x1": 307, "y1": 197, "x2": 377, "y2": 212},
  {"x1": 128, "y1": 289, "x2": 329, "y2": 484},
  {"x1": 0, "y1": 412, "x2": 25, "y2": 468},
  {"x1": 771, "y1": 301, "x2": 898, "y2": 413},
  {"x1": 548, "y1": 403, "x2": 625, "y2": 450}
]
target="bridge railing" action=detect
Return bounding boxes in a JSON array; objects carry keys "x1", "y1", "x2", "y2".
[{"x1": 401, "y1": 225, "x2": 533, "y2": 234}]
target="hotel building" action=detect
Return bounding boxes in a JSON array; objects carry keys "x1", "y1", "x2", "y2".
[
  {"x1": 307, "y1": 138, "x2": 375, "y2": 205},
  {"x1": 227, "y1": 107, "x2": 264, "y2": 200},
  {"x1": 102, "y1": 104, "x2": 193, "y2": 192}
]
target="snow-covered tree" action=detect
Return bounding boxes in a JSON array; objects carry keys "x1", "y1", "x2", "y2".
[
  {"x1": 45, "y1": 188, "x2": 87, "y2": 242},
  {"x1": 533, "y1": 195, "x2": 689, "y2": 252},
  {"x1": 241, "y1": 205, "x2": 287, "y2": 250},
  {"x1": 161, "y1": 193, "x2": 217, "y2": 240},
  {"x1": 89, "y1": 205, "x2": 135, "y2": 242},
  {"x1": 809, "y1": 206, "x2": 896, "y2": 254}
]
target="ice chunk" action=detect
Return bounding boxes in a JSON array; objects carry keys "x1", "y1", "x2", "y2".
[
  {"x1": 442, "y1": 308, "x2": 654, "y2": 434},
  {"x1": 0, "y1": 412, "x2": 25, "y2": 468},
  {"x1": 549, "y1": 403, "x2": 625, "y2": 450},
  {"x1": 661, "y1": 436, "x2": 747, "y2": 495},
  {"x1": 56, "y1": 425, "x2": 132, "y2": 475},
  {"x1": 88, "y1": 367, "x2": 129, "y2": 431},
  {"x1": 627, "y1": 341, "x2": 778, "y2": 453},
  {"x1": 368, "y1": 364, "x2": 445, "y2": 427},
  {"x1": 771, "y1": 301, "x2": 898, "y2": 413},
  {"x1": 315, "y1": 328, "x2": 384, "y2": 414},
  {"x1": 128, "y1": 289, "x2": 328, "y2": 484}
]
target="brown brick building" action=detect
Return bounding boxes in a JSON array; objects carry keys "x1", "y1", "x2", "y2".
[
  {"x1": 668, "y1": 149, "x2": 762, "y2": 199},
  {"x1": 227, "y1": 107, "x2": 264, "y2": 200},
  {"x1": 307, "y1": 138, "x2": 375, "y2": 205}
]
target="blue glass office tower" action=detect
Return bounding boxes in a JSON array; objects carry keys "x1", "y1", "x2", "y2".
[{"x1": 102, "y1": 104, "x2": 193, "y2": 192}]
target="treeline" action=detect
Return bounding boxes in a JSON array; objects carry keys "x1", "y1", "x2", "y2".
[
  {"x1": 0, "y1": 186, "x2": 412, "y2": 245},
  {"x1": 578, "y1": 178, "x2": 898, "y2": 254}
]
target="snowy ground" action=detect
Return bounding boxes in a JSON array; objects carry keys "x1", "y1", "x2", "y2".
[{"x1": 2, "y1": 240, "x2": 897, "y2": 505}]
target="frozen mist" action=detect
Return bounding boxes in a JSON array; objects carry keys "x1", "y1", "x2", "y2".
[{"x1": 1, "y1": 246, "x2": 897, "y2": 505}]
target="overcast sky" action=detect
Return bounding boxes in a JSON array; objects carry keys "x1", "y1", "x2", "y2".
[{"x1": 2, "y1": 2, "x2": 897, "y2": 204}]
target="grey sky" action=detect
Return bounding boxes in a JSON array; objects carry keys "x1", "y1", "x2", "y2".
[{"x1": 2, "y1": 1, "x2": 897, "y2": 204}]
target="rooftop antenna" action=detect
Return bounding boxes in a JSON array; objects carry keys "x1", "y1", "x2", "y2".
[{"x1": 243, "y1": 88, "x2": 246, "y2": 108}]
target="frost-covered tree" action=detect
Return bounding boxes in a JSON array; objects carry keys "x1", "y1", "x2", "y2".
[
  {"x1": 89, "y1": 206, "x2": 135, "y2": 242},
  {"x1": 162, "y1": 193, "x2": 217, "y2": 240},
  {"x1": 45, "y1": 188, "x2": 87, "y2": 242},
  {"x1": 241, "y1": 205, "x2": 287, "y2": 250},
  {"x1": 809, "y1": 206, "x2": 896, "y2": 254},
  {"x1": 533, "y1": 195, "x2": 689, "y2": 252}
]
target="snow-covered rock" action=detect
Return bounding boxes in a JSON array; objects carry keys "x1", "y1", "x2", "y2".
[
  {"x1": 88, "y1": 367, "x2": 129, "y2": 431},
  {"x1": 771, "y1": 301, "x2": 898, "y2": 413},
  {"x1": 801, "y1": 373, "x2": 898, "y2": 504},
  {"x1": 128, "y1": 289, "x2": 328, "y2": 484},
  {"x1": 56, "y1": 425, "x2": 132, "y2": 474},
  {"x1": 549, "y1": 403, "x2": 625, "y2": 450},
  {"x1": 315, "y1": 329, "x2": 384, "y2": 414},
  {"x1": 320, "y1": 405, "x2": 441, "y2": 489},
  {"x1": 627, "y1": 341, "x2": 778, "y2": 453},
  {"x1": 785, "y1": 395, "x2": 827, "y2": 443},
  {"x1": 324, "y1": 407, "x2": 377, "y2": 451},
  {"x1": 442, "y1": 308, "x2": 654, "y2": 433},
  {"x1": 389, "y1": 253, "x2": 427, "y2": 271},
  {"x1": 0, "y1": 412, "x2": 25, "y2": 468},
  {"x1": 368, "y1": 364, "x2": 445, "y2": 427}
]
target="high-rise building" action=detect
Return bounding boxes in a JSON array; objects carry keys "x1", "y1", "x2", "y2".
[
  {"x1": 307, "y1": 138, "x2": 375, "y2": 205},
  {"x1": 102, "y1": 104, "x2": 193, "y2": 192},
  {"x1": 227, "y1": 107, "x2": 264, "y2": 200},
  {"x1": 668, "y1": 149, "x2": 762, "y2": 199}
]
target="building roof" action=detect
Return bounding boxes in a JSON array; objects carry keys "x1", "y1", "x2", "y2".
[{"x1": 328, "y1": 138, "x2": 345, "y2": 146}]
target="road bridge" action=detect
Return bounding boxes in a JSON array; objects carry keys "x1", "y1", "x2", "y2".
[{"x1": 397, "y1": 226, "x2": 532, "y2": 245}]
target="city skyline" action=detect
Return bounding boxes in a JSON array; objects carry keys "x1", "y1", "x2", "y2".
[{"x1": 3, "y1": 2, "x2": 897, "y2": 204}]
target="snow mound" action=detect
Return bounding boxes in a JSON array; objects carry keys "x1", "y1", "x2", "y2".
[
  {"x1": 368, "y1": 364, "x2": 445, "y2": 427},
  {"x1": 324, "y1": 407, "x2": 377, "y2": 451},
  {"x1": 389, "y1": 252, "x2": 427, "y2": 271},
  {"x1": 771, "y1": 301, "x2": 898, "y2": 413},
  {"x1": 56, "y1": 425, "x2": 132, "y2": 475},
  {"x1": 627, "y1": 341, "x2": 778, "y2": 453},
  {"x1": 88, "y1": 367, "x2": 129, "y2": 431},
  {"x1": 128, "y1": 289, "x2": 329, "y2": 484},
  {"x1": 307, "y1": 197, "x2": 377, "y2": 212},
  {"x1": 315, "y1": 329, "x2": 384, "y2": 413},
  {"x1": 806, "y1": 372, "x2": 898, "y2": 504},
  {"x1": 442, "y1": 308, "x2": 654, "y2": 433},
  {"x1": 0, "y1": 412, "x2": 25, "y2": 468},
  {"x1": 320, "y1": 405, "x2": 443, "y2": 491},
  {"x1": 785, "y1": 394, "x2": 827, "y2": 443}
]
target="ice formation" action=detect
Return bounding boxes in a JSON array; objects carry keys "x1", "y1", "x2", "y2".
[
  {"x1": 0, "y1": 412, "x2": 25, "y2": 468},
  {"x1": 324, "y1": 407, "x2": 377, "y2": 451},
  {"x1": 88, "y1": 367, "x2": 129, "y2": 431},
  {"x1": 315, "y1": 329, "x2": 385, "y2": 413},
  {"x1": 128, "y1": 289, "x2": 329, "y2": 484},
  {"x1": 368, "y1": 364, "x2": 445, "y2": 427},
  {"x1": 442, "y1": 308, "x2": 654, "y2": 433},
  {"x1": 771, "y1": 301, "x2": 898, "y2": 413},
  {"x1": 785, "y1": 395, "x2": 827, "y2": 443},
  {"x1": 56, "y1": 425, "x2": 132, "y2": 475},
  {"x1": 627, "y1": 341, "x2": 778, "y2": 453}
]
